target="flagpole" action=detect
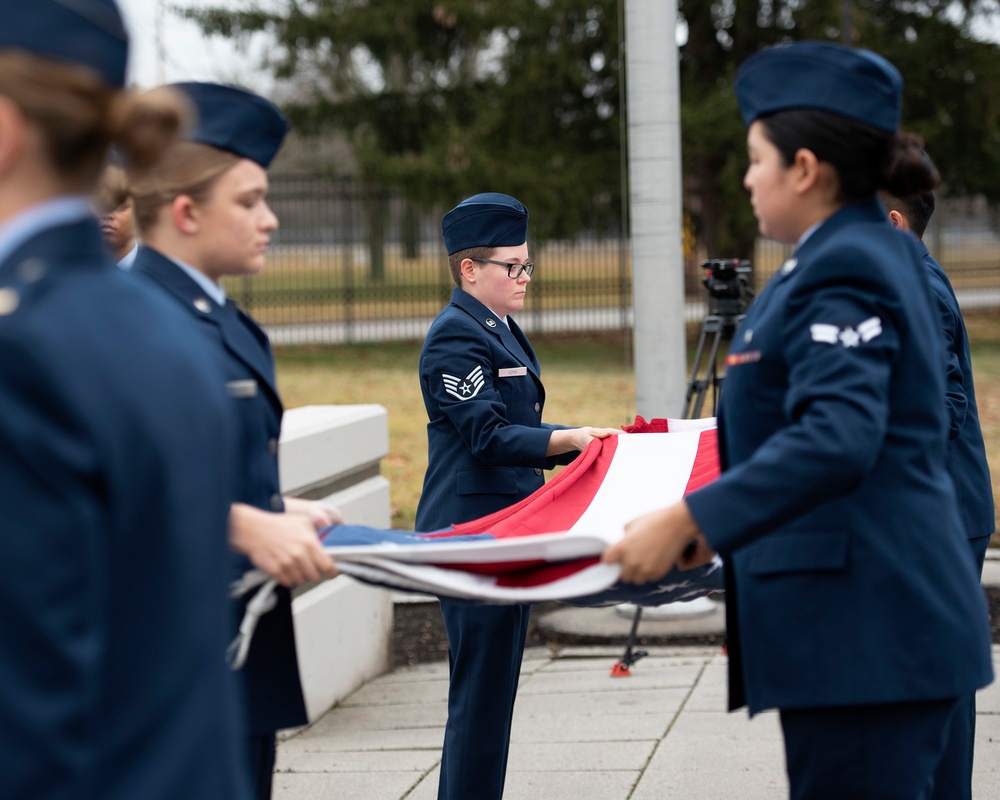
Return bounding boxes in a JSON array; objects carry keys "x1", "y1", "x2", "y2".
[
  {"x1": 616, "y1": 0, "x2": 717, "y2": 641},
  {"x1": 625, "y1": 0, "x2": 686, "y2": 418}
]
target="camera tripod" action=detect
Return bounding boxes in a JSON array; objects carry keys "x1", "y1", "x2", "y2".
[{"x1": 610, "y1": 293, "x2": 750, "y2": 677}]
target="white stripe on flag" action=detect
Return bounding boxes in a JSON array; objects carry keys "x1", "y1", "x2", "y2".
[
  {"x1": 663, "y1": 417, "x2": 717, "y2": 433},
  {"x1": 568, "y1": 432, "x2": 702, "y2": 538}
]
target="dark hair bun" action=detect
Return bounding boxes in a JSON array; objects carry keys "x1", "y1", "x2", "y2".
[{"x1": 882, "y1": 132, "x2": 939, "y2": 198}]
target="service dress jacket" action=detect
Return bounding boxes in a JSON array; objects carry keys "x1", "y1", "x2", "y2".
[
  {"x1": 685, "y1": 198, "x2": 994, "y2": 715},
  {"x1": 416, "y1": 288, "x2": 571, "y2": 531},
  {"x1": 0, "y1": 219, "x2": 248, "y2": 799},
  {"x1": 918, "y1": 241, "x2": 994, "y2": 541},
  {"x1": 134, "y1": 246, "x2": 308, "y2": 735}
]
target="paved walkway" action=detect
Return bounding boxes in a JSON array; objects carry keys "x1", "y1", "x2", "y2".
[{"x1": 275, "y1": 558, "x2": 1000, "y2": 799}]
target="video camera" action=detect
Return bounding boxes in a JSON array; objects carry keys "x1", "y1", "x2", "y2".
[
  {"x1": 701, "y1": 258, "x2": 753, "y2": 319},
  {"x1": 702, "y1": 258, "x2": 751, "y2": 300},
  {"x1": 701, "y1": 258, "x2": 753, "y2": 317}
]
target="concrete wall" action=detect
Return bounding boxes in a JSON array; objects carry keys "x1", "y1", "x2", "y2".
[{"x1": 279, "y1": 404, "x2": 394, "y2": 722}]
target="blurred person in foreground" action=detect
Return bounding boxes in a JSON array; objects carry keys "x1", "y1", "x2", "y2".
[
  {"x1": 881, "y1": 186, "x2": 994, "y2": 800},
  {"x1": 603, "y1": 41, "x2": 993, "y2": 800},
  {"x1": 0, "y1": 2, "x2": 248, "y2": 798}
]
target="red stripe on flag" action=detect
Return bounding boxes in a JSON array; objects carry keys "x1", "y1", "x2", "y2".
[
  {"x1": 435, "y1": 435, "x2": 621, "y2": 539},
  {"x1": 494, "y1": 557, "x2": 601, "y2": 587},
  {"x1": 682, "y1": 428, "x2": 720, "y2": 495},
  {"x1": 429, "y1": 556, "x2": 599, "y2": 585}
]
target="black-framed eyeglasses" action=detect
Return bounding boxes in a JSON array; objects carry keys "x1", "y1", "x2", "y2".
[{"x1": 471, "y1": 258, "x2": 535, "y2": 279}]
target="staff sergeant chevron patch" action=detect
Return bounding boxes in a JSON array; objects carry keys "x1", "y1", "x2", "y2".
[{"x1": 443, "y1": 365, "x2": 486, "y2": 400}]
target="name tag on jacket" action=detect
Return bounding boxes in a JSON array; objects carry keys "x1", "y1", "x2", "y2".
[
  {"x1": 226, "y1": 379, "x2": 259, "y2": 399},
  {"x1": 498, "y1": 367, "x2": 528, "y2": 378}
]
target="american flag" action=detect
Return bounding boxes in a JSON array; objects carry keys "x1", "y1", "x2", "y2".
[
  {"x1": 228, "y1": 419, "x2": 724, "y2": 668},
  {"x1": 318, "y1": 418, "x2": 723, "y2": 606}
]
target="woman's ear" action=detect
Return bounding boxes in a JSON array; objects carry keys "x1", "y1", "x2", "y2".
[
  {"x1": 459, "y1": 257, "x2": 477, "y2": 285},
  {"x1": 791, "y1": 147, "x2": 822, "y2": 193},
  {"x1": 792, "y1": 147, "x2": 841, "y2": 201},
  {"x1": 887, "y1": 209, "x2": 909, "y2": 232},
  {"x1": 170, "y1": 194, "x2": 199, "y2": 234},
  {"x1": 0, "y1": 96, "x2": 27, "y2": 179}
]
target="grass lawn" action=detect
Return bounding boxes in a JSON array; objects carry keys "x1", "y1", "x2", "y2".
[
  {"x1": 274, "y1": 332, "x2": 636, "y2": 529},
  {"x1": 275, "y1": 310, "x2": 1000, "y2": 537}
]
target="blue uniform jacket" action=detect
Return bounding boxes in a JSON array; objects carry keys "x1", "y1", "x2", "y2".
[
  {"x1": 685, "y1": 198, "x2": 993, "y2": 715},
  {"x1": 0, "y1": 220, "x2": 248, "y2": 799},
  {"x1": 134, "y1": 246, "x2": 307, "y2": 735},
  {"x1": 416, "y1": 288, "x2": 572, "y2": 530},
  {"x1": 919, "y1": 241, "x2": 994, "y2": 540}
]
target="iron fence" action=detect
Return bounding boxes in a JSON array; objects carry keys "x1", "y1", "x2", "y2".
[
  {"x1": 750, "y1": 196, "x2": 1000, "y2": 303},
  {"x1": 228, "y1": 175, "x2": 632, "y2": 344},
  {"x1": 232, "y1": 175, "x2": 1000, "y2": 345}
]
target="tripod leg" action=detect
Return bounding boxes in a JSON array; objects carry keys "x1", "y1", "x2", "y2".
[
  {"x1": 699, "y1": 324, "x2": 725, "y2": 417},
  {"x1": 689, "y1": 318, "x2": 723, "y2": 419},
  {"x1": 610, "y1": 606, "x2": 648, "y2": 677},
  {"x1": 684, "y1": 320, "x2": 713, "y2": 418}
]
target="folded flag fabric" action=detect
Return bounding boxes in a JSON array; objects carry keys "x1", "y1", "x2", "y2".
[
  {"x1": 227, "y1": 418, "x2": 724, "y2": 668},
  {"x1": 317, "y1": 418, "x2": 724, "y2": 605}
]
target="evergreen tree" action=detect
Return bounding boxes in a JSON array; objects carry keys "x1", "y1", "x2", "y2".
[
  {"x1": 183, "y1": 0, "x2": 623, "y2": 247},
  {"x1": 185, "y1": 0, "x2": 1000, "y2": 260},
  {"x1": 679, "y1": 0, "x2": 1000, "y2": 257}
]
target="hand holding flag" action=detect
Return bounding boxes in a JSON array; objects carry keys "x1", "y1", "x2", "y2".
[
  {"x1": 601, "y1": 501, "x2": 717, "y2": 584},
  {"x1": 545, "y1": 425, "x2": 620, "y2": 456},
  {"x1": 229, "y1": 502, "x2": 338, "y2": 587}
]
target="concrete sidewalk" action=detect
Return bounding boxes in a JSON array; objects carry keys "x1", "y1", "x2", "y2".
[
  {"x1": 274, "y1": 641, "x2": 1000, "y2": 800},
  {"x1": 275, "y1": 556, "x2": 1000, "y2": 798}
]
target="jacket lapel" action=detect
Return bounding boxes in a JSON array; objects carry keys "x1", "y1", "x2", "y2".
[
  {"x1": 502, "y1": 317, "x2": 541, "y2": 377},
  {"x1": 791, "y1": 197, "x2": 890, "y2": 268},
  {"x1": 449, "y1": 288, "x2": 541, "y2": 379},
  {"x1": 132, "y1": 246, "x2": 281, "y2": 407},
  {"x1": 750, "y1": 198, "x2": 893, "y2": 318}
]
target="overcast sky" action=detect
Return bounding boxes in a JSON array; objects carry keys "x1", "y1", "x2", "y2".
[
  {"x1": 117, "y1": 0, "x2": 274, "y2": 90},
  {"x1": 118, "y1": 0, "x2": 999, "y2": 93}
]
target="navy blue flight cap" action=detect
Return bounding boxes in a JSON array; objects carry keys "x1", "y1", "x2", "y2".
[
  {"x1": 735, "y1": 41, "x2": 903, "y2": 133},
  {"x1": 0, "y1": 0, "x2": 128, "y2": 88},
  {"x1": 173, "y1": 82, "x2": 290, "y2": 168},
  {"x1": 442, "y1": 193, "x2": 529, "y2": 255}
]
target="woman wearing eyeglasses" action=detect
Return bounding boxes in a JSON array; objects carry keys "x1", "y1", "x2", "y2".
[{"x1": 416, "y1": 192, "x2": 619, "y2": 800}]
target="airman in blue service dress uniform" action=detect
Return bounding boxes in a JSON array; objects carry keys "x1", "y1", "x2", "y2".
[
  {"x1": 883, "y1": 190, "x2": 994, "y2": 800},
  {"x1": 0, "y1": 3, "x2": 248, "y2": 799},
  {"x1": 417, "y1": 193, "x2": 619, "y2": 800},
  {"x1": 129, "y1": 83, "x2": 339, "y2": 799},
  {"x1": 604, "y1": 42, "x2": 993, "y2": 799}
]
